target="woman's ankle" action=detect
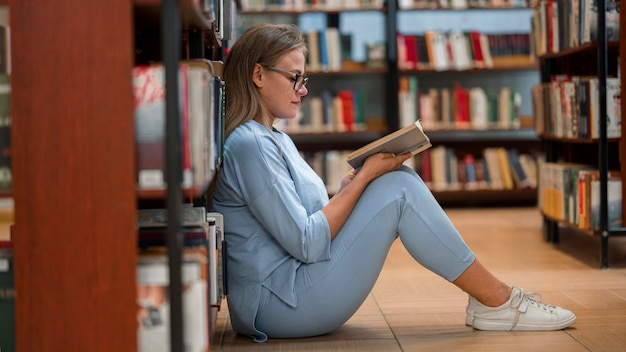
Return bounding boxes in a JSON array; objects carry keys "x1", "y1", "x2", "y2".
[{"x1": 481, "y1": 285, "x2": 513, "y2": 307}]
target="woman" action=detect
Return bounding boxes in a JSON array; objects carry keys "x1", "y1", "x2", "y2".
[{"x1": 211, "y1": 23, "x2": 575, "y2": 342}]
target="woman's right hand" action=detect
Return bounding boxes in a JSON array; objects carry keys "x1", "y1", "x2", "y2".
[{"x1": 356, "y1": 152, "x2": 412, "y2": 184}]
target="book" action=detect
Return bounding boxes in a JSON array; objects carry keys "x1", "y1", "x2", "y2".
[
  {"x1": 137, "y1": 225, "x2": 209, "y2": 248},
  {"x1": 137, "y1": 251, "x2": 208, "y2": 352},
  {"x1": 207, "y1": 212, "x2": 227, "y2": 299},
  {"x1": 133, "y1": 63, "x2": 194, "y2": 190},
  {"x1": 0, "y1": 241, "x2": 14, "y2": 352},
  {"x1": 137, "y1": 204, "x2": 207, "y2": 228},
  {"x1": 346, "y1": 120, "x2": 432, "y2": 169},
  {"x1": 590, "y1": 171, "x2": 622, "y2": 230}
]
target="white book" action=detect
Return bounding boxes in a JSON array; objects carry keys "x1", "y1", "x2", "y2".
[
  {"x1": 449, "y1": 31, "x2": 472, "y2": 71},
  {"x1": 479, "y1": 33, "x2": 493, "y2": 68},
  {"x1": 590, "y1": 77, "x2": 621, "y2": 139},
  {"x1": 137, "y1": 256, "x2": 208, "y2": 352},
  {"x1": 469, "y1": 87, "x2": 488, "y2": 129},
  {"x1": 430, "y1": 146, "x2": 448, "y2": 191},
  {"x1": 346, "y1": 120, "x2": 432, "y2": 169}
]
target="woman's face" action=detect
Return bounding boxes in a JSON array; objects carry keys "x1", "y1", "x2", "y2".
[{"x1": 256, "y1": 49, "x2": 308, "y2": 121}]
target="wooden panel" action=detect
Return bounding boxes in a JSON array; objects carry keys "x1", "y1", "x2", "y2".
[{"x1": 10, "y1": 0, "x2": 137, "y2": 350}]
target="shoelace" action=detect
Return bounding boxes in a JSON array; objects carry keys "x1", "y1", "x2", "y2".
[{"x1": 507, "y1": 289, "x2": 557, "y2": 330}]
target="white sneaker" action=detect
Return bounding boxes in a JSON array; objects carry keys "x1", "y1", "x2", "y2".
[
  {"x1": 468, "y1": 286, "x2": 576, "y2": 331},
  {"x1": 465, "y1": 296, "x2": 479, "y2": 326}
]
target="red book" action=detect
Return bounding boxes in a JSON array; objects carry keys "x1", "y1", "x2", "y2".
[
  {"x1": 469, "y1": 31, "x2": 484, "y2": 68},
  {"x1": 337, "y1": 90, "x2": 355, "y2": 132},
  {"x1": 453, "y1": 83, "x2": 470, "y2": 129},
  {"x1": 404, "y1": 35, "x2": 418, "y2": 70}
]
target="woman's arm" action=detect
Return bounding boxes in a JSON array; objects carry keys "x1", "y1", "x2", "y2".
[{"x1": 322, "y1": 152, "x2": 412, "y2": 239}]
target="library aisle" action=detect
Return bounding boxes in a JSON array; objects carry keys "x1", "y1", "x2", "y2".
[{"x1": 212, "y1": 207, "x2": 626, "y2": 352}]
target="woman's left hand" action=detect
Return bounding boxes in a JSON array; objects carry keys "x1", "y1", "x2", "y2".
[{"x1": 337, "y1": 169, "x2": 358, "y2": 193}]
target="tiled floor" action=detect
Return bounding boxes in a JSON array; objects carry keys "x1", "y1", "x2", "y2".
[{"x1": 211, "y1": 207, "x2": 626, "y2": 351}]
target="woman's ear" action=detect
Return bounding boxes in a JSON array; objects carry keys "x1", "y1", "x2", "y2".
[{"x1": 252, "y1": 63, "x2": 263, "y2": 88}]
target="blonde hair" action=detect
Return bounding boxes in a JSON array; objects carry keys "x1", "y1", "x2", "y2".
[{"x1": 223, "y1": 23, "x2": 308, "y2": 139}]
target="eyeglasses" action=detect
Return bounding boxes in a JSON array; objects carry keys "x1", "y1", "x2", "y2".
[{"x1": 262, "y1": 65, "x2": 309, "y2": 92}]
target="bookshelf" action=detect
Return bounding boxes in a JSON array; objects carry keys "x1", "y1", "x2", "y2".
[
  {"x1": 238, "y1": 2, "x2": 541, "y2": 205},
  {"x1": 535, "y1": 0, "x2": 626, "y2": 268},
  {"x1": 394, "y1": 3, "x2": 540, "y2": 205},
  {"x1": 10, "y1": 0, "x2": 226, "y2": 350}
]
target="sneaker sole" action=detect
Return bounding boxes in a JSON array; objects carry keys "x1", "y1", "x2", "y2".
[{"x1": 472, "y1": 315, "x2": 576, "y2": 331}]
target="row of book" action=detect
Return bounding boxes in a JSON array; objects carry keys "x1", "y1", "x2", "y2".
[
  {"x1": 241, "y1": 0, "x2": 529, "y2": 11},
  {"x1": 539, "y1": 162, "x2": 622, "y2": 231},
  {"x1": 531, "y1": 0, "x2": 621, "y2": 57},
  {"x1": 397, "y1": 31, "x2": 531, "y2": 72},
  {"x1": 531, "y1": 75, "x2": 621, "y2": 139},
  {"x1": 399, "y1": 0, "x2": 533, "y2": 9},
  {"x1": 302, "y1": 146, "x2": 538, "y2": 194},
  {"x1": 137, "y1": 206, "x2": 226, "y2": 352},
  {"x1": 420, "y1": 146, "x2": 538, "y2": 191},
  {"x1": 241, "y1": 0, "x2": 384, "y2": 11},
  {"x1": 399, "y1": 76, "x2": 522, "y2": 130},
  {"x1": 133, "y1": 60, "x2": 225, "y2": 191},
  {"x1": 277, "y1": 89, "x2": 369, "y2": 133},
  {"x1": 305, "y1": 28, "x2": 353, "y2": 73}
]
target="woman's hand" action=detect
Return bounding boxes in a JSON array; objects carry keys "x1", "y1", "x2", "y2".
[
  {"x1": 324, "y1": 152, "x2": 411, "y2": 239},
  {"x1": 355, "y1": 152, "x2": 412, "y2": 184},
  {"x1": 337, "y1": 169, "x2": 358, "y2": 194}
]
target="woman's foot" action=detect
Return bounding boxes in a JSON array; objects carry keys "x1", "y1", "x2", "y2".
[{"x1": 466, "y1": 286, "x2": 576, "y2": 331}]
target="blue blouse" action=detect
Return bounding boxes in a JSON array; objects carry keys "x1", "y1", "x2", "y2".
[{"x1": 212, "y1": 120, "x2": 332, "y2": 342}]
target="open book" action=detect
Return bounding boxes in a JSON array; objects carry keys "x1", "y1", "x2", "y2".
[{"x1": 346, "y1": 120, "x2": 432, "y2": 169}]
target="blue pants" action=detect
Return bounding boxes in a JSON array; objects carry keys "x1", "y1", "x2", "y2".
[{"x1": 255, "y1": 166, "x2": 476, "y2": 338}]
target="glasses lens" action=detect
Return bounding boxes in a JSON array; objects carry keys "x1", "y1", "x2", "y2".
[{"x1": 296, "y1": 77, "x2": 308, "y2": 91}]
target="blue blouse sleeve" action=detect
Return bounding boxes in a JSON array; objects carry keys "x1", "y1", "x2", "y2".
[{"x1": 222, "y1": 126, "x2": 331, "y2": 263}]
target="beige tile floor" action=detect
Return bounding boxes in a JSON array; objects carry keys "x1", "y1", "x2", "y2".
[{"x1": 211, "y1": 207, "x2": 626, "y2": 352}]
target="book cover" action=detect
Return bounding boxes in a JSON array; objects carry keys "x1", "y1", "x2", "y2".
[
  {"x1": 337, "y1": 90, "x2": 355, "y2": 132},
  {"x1": 306, "y1": 31, "x2": 320, "y2": 72},
  {"x1": 133, "y1": 64, "x2": 194, "y2": 190},
  {"x1": 606, "y1": 77, "x2": 621, "y2": 138},
  {"x1": 590, "y1": 171, "x2": 622, "y2": 230},
  {"x1": 346, "y1": 120, "x2": 432, "y2": 169},
  {"x1": 339, "y1": 33, "x2": 353, "y2": 63},
  {"x1": 507, "y1": 149, "x2": 531, "y2": 189},
  {"x1": 430, "y1": 146, "x2": 448, "y2": 191},
  {"x1": 576, "y1": 77, "x2": 590, "y2": 138},
  {"x1": 589, "y1": 77, "x2": 621, "y2": 138},
  {"x1": 208, "y1": 212, "x2": 227, "y2": 299},
  {"x1": 396, "y1": 33, "x2": 409, "y2": 70},
  {"x1": 483, "y1": 148, "x2": 504, "y2": 190},
  {"x1": 137, "y1": 253, "x2": 208, "y2": 352},
  {"x1": 496, "y1": 147, "x2": 514, "y2": 190},
  {"x1": 133, "y1": 65, "x2": 167, "y2": 189},
  {"x1": 137, "y1": 205, "x2": 207, "y2": 228},
  {"x1": 415, "y1": 35, "x2": 432, "y2": 70}
]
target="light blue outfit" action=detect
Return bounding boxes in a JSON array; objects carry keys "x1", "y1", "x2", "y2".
[{"x1": 211, "y1": 120, "x2": 475, "y2": 342}]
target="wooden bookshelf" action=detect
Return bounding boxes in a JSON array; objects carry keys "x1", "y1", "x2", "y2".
[
  {"x1": 537, "y1": 1, "x2": 626, "y2": 268},
  {"x1": 11, "y1": 0, "x2": 137, "y2": 350}
]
